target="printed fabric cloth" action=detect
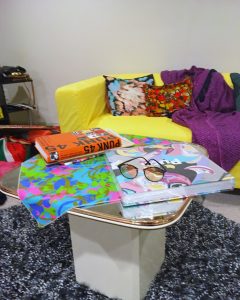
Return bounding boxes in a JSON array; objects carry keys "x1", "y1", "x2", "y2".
[
  {"x1": 18, "y1": 154, "x2": 121, "y2": 227},
  {"x1": 161, "y1": 66, "x2": 240, "y2": 171}
]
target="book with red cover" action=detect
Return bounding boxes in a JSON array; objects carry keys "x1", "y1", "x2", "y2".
[{"x1": 35, "y1": 128, "x2": 123, "y2": 164}]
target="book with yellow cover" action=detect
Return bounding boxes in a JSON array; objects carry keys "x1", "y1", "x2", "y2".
[{"x1": 35, "y1": 128, "x2": 126, "y2": 164}]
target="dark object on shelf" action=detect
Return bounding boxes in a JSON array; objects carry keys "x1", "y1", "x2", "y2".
[
  {"x1": 0, "y1": 66, "x2": 31, "y2": 83},
  {"x1": 0, "y1": 66, "x2": 36, "y2": 125},
  {"x1": 6, "y1": 104, "x2": 35, "y2": 113}
]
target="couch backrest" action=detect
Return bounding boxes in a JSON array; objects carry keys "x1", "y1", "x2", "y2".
[
  {"x1": 55, "y1": 73, "x2": 163, "y2": 132},
  {"x1": 55, "y1": 72, "x2": 233, "y2": 133}
]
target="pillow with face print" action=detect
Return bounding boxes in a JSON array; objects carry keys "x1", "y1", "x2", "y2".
[
  {"x1": 104, "y1": 75, "x2": 154, "y2": 116},
  {"x1": 143, "y1": 77, "x2": 193, "y2": 117}
]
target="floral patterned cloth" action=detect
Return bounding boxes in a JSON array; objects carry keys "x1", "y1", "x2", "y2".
[
  {"x1": 104, "y1": 75, "x2": 154, "y2": 116},
  {"x1": 144, "y1": 77, "x2": 192, "y2": 117}
]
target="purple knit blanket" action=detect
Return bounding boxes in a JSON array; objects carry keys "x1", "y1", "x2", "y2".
[{"x1": 161, "y1": 66, "x2": 240, "y2": 171}]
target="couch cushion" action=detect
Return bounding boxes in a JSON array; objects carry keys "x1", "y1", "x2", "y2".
[
  {"x1": 144, "y1": 78, "x2": 193, "y2": 117},
  {"x1": 104, "y1": 74, "x2": 154, "y2": 116},
  {"x1": 89, "y1": 113, "x2": 192, "y2": 142},
  {"x1": 230, "y1": 161, "x2": 240, "y2": 188}
]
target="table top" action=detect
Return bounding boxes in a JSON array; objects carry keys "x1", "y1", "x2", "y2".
[
  {"x1": 0, "y1": 166, "x2": 193, "y2": 229},
  {"x1": 0, "y1": 137, "x2": 207, "y2": 229}
]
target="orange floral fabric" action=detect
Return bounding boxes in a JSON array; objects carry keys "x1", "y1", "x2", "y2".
[{"x1": 143, "y1": 78, "x2": 193, "y2": 117}]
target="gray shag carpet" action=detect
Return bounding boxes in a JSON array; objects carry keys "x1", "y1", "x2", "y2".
[{"x1": 0, "y1": 201, "x2": 240, "y2": 300}]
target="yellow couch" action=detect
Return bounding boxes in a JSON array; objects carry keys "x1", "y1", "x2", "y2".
[{"x1": 55, "y1": 73, "x2": 240, "y2": 188}]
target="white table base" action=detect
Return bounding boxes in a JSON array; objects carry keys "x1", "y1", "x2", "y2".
[{"x1": 69, "y1": 214, "x2": 166, "y2": 300}]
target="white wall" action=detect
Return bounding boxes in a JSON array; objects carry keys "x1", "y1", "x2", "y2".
[{"x1": 0, "y1": 0, "x2": 240, "y2": 124}]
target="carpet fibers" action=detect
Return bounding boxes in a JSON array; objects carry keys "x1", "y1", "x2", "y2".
[{"x1": 0, "y1": 201, "x2": 240, "y2": 300}]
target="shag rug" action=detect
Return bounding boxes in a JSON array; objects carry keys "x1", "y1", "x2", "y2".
[{"x1": 0, "y1": 201, "x2": 240, "y2": 300}]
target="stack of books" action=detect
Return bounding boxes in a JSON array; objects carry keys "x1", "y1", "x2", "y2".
[{"x1": 105, "y1": 142, "x2": 235, "y2": 219}]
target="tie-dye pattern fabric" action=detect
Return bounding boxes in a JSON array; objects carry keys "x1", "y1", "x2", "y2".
[{"x1": 18, "y1": 154, "x2": 121, "y2": 227}]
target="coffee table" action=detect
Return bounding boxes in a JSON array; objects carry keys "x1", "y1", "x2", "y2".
[{"x1": 0, "y1": 165, "x2": 196, "y2": 300}]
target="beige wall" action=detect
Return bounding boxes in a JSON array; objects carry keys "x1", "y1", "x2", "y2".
[{"x1": 0, "y1": 0, "x2": 240, "y2": 124}]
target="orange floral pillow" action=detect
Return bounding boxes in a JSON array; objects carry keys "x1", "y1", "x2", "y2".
[{"x1": 143, "y1": 78, "x2": 193, "y2": 117}]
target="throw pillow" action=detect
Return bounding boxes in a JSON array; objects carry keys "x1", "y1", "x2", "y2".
[
  {"x1": 104, "y1": 75, "x2": 154, "y2": 116},
  {"x1": 230, "y1": 73, "x2": 240, "y2": 111},
  {"x1": 143, "y1": 77, "x2": 193, "y2": 117}
]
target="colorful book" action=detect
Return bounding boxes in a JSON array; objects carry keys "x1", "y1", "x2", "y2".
[
  {"x1": 105, "y1": 143, "x2": 235, "y2": 207},
  {"x1": 35, "y1": 128, "x2": 132, "y2": 164}
]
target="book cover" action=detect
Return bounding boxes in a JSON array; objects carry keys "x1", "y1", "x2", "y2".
[
  {"x1": 105, "y1": 143, "x2": 235, "y2": 207},
  {"x1": 35, "y1": 128, "x2": 123, "y2": 163}
]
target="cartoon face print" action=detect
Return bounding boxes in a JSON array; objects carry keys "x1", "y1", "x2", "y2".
[
  {"x1": 185, "y1": 165, "x2": 214, "y2": 174},
  {"x1": 50, "y1": 152, "x2": 59, "y2": 161},
  {"x1": 85, "y1": 132, "x2": 99, "y2": 139}
]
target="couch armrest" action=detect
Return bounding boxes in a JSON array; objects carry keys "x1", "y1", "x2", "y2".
[
  {"x1": 55, "y1": 76, "x2": 106, "y2": 132},
  {"x1": 222, "y1": 73, "x2": 233, "y2": 88}
]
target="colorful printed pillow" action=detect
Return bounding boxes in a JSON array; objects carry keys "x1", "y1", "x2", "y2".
[
  {"x1": 104, "y1": 75, "x2": 154, "y2": 116},
  {"x1": 143, "y1": 78, "x2": 193, "y2": 117}
]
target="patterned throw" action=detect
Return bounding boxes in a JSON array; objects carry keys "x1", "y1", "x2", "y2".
[
  {"x1": 18, "y1": 154, "x2": 121, "y2": 227},
  {"x1": 17, "y1": 135, "x2": 173, "y2": 227}
]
